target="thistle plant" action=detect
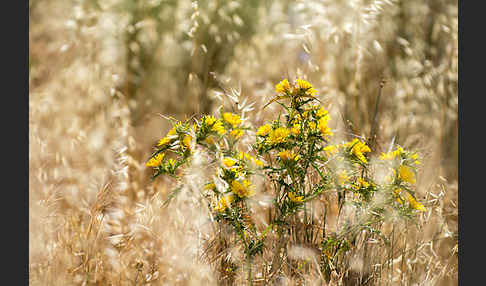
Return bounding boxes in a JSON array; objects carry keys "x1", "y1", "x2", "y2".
[{"x1": 146, "y1": 78, "x2": 427, "y2": 283}]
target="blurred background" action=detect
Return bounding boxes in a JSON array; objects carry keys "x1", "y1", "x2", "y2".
[{"x1": 29, "y1": 0, "x2": 457, "y2": 284}]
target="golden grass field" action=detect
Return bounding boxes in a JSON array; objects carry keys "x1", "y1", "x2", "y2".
[{"x1": 29, "y1": 0, "x2": 457, "y2": 285}]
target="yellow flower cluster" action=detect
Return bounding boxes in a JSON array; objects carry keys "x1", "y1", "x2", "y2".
[
  {"x1": 278, "y1": 149, "x2": 300, "y2": 162},
  {"x1": 275, "y1": 79, "x2": 291, "y2": 94},
  {"x1": 223, "y1": 112, "x2": 242, "y2": 128},
  {"x1": 288, "y1": 192, "x2": 304, "y2": 203},
  {"x1": 223, "y1": 157, "x2": 238, "y2": 168},
  {"x1": 203, "y1": 115, "x2": 226, "y2": 135},
  {"x1": 212, "y1": 120, "x2": 226, "y2": 135},
  {"x1": 214, "y1": 195, "x2": 234, "y2": 212},
  {"x1": 318, "y1": 116, "x2": 333, "y2": 139},
  {"x1": 230, "y1": 129, "x2": 244, "y2": 139},
  {"x1": 323, "y1": 145, "x2": 338, "y2": 157},
  {"x1": 291, "y1": 124, "x2": 301, "y2": 135},
  {"x1": 406, "y1": 193, "x2": 426, "y2": 211},
  {"x1": 182, "y1": 135, "x2": 192, "y2": 149},
  {"x1": 204, "y1": 182, "x2": 216, "y2": 190},
  {"x1": 394, "y1": 189, "x2": 426, "y2": 211},
  {"x1": 157, "y1": 122, "x2": 180, "y2": 147},
  {"x1": 296, "y1": 78, "x2": 317, "y2": 95},
  {"x1": 274, "y1": 78, "x2": 318, "y2": 96},
  {"x1": 353, "y1": 177, "x2": 370, "y2": 190},
  {"x1": 398, "y1": 165, "x2": 416, "y2": 184},
  {"x1": 344, "y1": 139, "x2": 371, "y2": 164},
  {"x1": 257, "y1": 124, "x2": 272, "y2": 136},
  {"x1": 380, "y1": 146, "x2": 421, "y2": 165},
  {"x1": 146, "y1": 153, "x2": 165, "y2": 167},
  {"x1": 316, "y1": 107, "x2": 328, "y2": 118},
  {"x1": 410, "y1": 153, "x2": 421, "y2": 165},
  {"x1": 267, "y1": 127, "x2": 290, "y2": 144},
  {"x1": 231, "y1": 180, "x2": 255, "y2": 198},
  {"x1": 238, "y1": 151, "x2": 264, "y2": 167},
  {"x1": 379, "y1": 146, "x2": 404, "y2": 160},
  {"x1": 202, "y1": 115, "x2": 217, "y2": 125},
  {"x1": 394, "y1": 188, "x2": 404, "y2": 203}
]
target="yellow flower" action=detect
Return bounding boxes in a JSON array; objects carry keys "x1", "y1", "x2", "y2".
[
  {"x1": 296, "y1": 78, "x2": 312, "y2": 89},
  {"x1": 288, "y1": 192, "x2": 304, "y2": 203},
  {"x1": 202, "y1": 115, "x2": 226, "y2": 135},
  {"x1": 202, "y1": 115, "x2": 217, "y2": 126},
  {"x1": 278, "y1": 149, "x2": 300, "y2": 162},
  {"x1": 157, "y1": 136, "x2": 171, "y2": 147},
  {"x1": 316, "y1": 107, "x2": 329, "y2": 118},
  {"x1": 357, "y1": 177, "x2": 370, "y2": 188},
  {"x1": 294, "y1": 113, "x2": 302, "y2": 123},
  {"x1": 231, "y1": 180, "x2": 255, "y2": 198},
  {"x1": 406, "y1": 193, "x2": 426, "y2": 211},
  {"x1": 211, "y1": 120, "x2": 226, "y2": 135},
  {"x1": 157, "y1": 122, "x2": 182, "y2": 146},
  {"x1": 296, "y1": 78, "x2": 317, "y2": 95},
  {"x1": 345, "y1": 139, "x2": 371, "y2": 164},
  {"x1": 275, "y1": 78, "x2": 291, "y2": 93},
  {"x1": 308, "y1": 121, "x2": 317, "y2": 130},
  {"x1": 230, "y1": 129, "x2": 244, "y2": 139},
  {"x1": 230, "y1": 166, "x2": 245, "y2": 178},
  {"x1": 252, "y1": 157, "x2": 264, "y2": 167},
  {"x1": 204, "y1": 136, "x2": 215, "y2": 145},
  {"x1": 214, "y1": 195, "x2": 234, "y2": 212},
  {"x1": 182, "y1": 135, "x2": 192, "y2": 149},
  {"x1": 204, "y1": 182, "x2": 216, "y2": 190},
  {"x1": 379, "y1": 152, "x2": 395, "y2": 160},
  {"x1": 222, "y1": 157, "x2": 237, "y2": 168},
  {"x1": 146, "y1": 153, "x2": 165, "y2": 167},
  {"x1": 223, "y1": 112, "x2": 242, "y2": 128},
  {"x1": 267, "y1": 127, "x2": 290, "y2": 144},
  {"x1": 318, "y1": 117, "x2": 333, "y2": 138},
  {"x1": 410, "y1": 153, "x2": 421, "y2": 165},
  {"x1": 291, "y1": 124, "x2": 301, "y2": 135},
  {"x1": 157, "y1": 129, "x2": 175, "y2": 147},
  {"x1": 257, "y1": 124, "x2": 272, "y2": 136},
  {"x1": 323, "y1": 145, "x2": 338, "y2": 157},
  {"x1": 398, "y1": 165, "x2": 416, "y2": 184},
  {"x1": 380, "y1": 146, "x2": 404, "y2": 160},
  {"x1": 394, "y1": 188, "x2": 403, "y2": 204}
]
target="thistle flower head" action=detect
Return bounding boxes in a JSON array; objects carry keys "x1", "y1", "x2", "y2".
[
  {"x1": 275, "y1": 78, "x2": 291, "y2": 94},
  {"x1": 223, "y1": 112, "x2": 242, "y2": 128},
  {"x1": 345, "y1": 139, "x2": 371, "y2": 164},
  {"x1": 256, "y1": 124, "x2": 272, "y2": 136},
  {"x1": 267, "y1": 127, "x2": 290, "y2": 144},
  {"x1": 231, "y1": 179, "x2": 254, "y2": 198}
]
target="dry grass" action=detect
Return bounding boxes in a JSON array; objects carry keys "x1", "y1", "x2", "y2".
[{"x1": 29, "y1": 0, "x2": 457, "y2": 285}]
